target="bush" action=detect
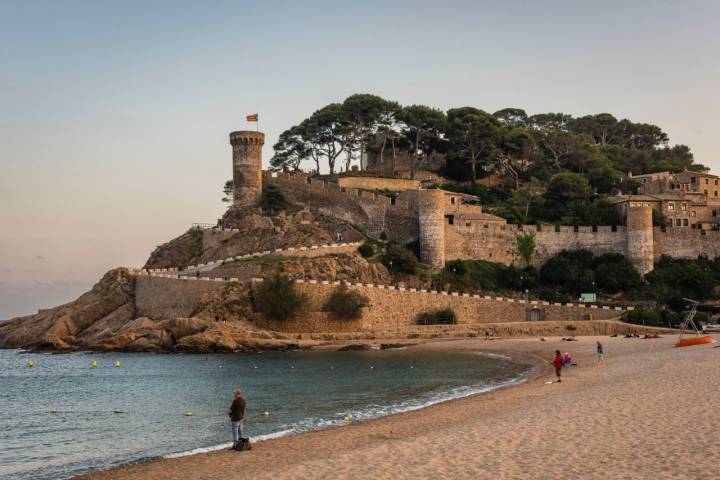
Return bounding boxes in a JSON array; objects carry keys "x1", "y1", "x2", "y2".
[
  {"x1": 260, "y1": 184, "x2": 289, "y2": 214},
  {"x1": 323, "y1": 285, "x2": 368, "y2": 319},
  {"x1": 357, "y1": 241, "x2": 376, "y2": 258},
  {"x1": 565, "y1": 324, "x2": 577, "y2": 331},
  {"x1": 416, "y1": 308, "x2": 456, "y2": 325},
  {"x1": 592, "y1": 253, "x2": 641, "y2": 293},
  {"x1": 383, "y1": 242, "x2": 420, "y2": 274},
  {"x1": 623, "y1": 308, "x2": 662, "y2": 327},
  {"x1": 644, "y1": 256, "x2": 718, "y2": 301},
  {"x1": 253, "y1": 274, "x2": 307, "y2": 320}
]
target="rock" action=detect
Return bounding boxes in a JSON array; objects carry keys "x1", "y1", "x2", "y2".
[
  {"x1": 0, "y1": 268, "x2": 135, "y2": 351},
  {"x1": 338, "y1": 344, "x2": 370, "y2": 351}
]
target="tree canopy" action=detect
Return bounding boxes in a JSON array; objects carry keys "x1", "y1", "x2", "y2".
[{"x1": 268, "y1": 94, "x2": 706, "y2": 224}]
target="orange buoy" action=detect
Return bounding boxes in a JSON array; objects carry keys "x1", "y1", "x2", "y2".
[{"x1": 675, "y1": 336, "x2": 715, "y2": 348}]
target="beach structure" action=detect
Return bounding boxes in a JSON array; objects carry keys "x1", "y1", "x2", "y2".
[{"x1": 675, "y1": 299, "x2": 716, "y2": 347}]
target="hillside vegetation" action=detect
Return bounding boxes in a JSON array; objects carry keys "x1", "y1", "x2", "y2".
[{"x1": 267, "y1": 93, "x2": 706, "y2": 225}]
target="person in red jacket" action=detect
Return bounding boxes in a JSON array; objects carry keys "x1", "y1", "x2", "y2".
[{"x1": 553, "y1": 350, "x2": 563, "y2": 382}]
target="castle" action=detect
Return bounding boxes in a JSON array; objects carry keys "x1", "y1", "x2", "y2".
[{"x1": 229, "y1": 131, "x2": 720, "y2": 276}]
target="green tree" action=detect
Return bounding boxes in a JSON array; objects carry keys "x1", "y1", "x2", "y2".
[
  {"x1": 493, "y1": 108, "x2": 529, "y2": 128},
  {"x1": 222, "y1": 179, "x2": 233, "y2": 203},
  {"x1": 270, "y1": 126, "x2": 312, "y2": 172},
  {"x1": 341, "y1": 94, "x2": 400, "y2": 171},
  {"x1": 516, "y1": 232, "x2": 536, "y2": 267},
  {"x1": 260, "y1": 184, "x2": 289, "y2": 215},
  {"x1": 299, "y1": 103, "x2": 354, "y2": 174},
  {"x1": 592, "y1": 253, "x2": 641, "y2": 293},
  {"x1": 253, "y1": 274, "x2": 308, "y2": 320},
  {"x1": 397, "y1": 105, "x2": 447, "y2": 179},
  {"x1": 382, "y1": 242, "x2": 420, "y2": 274},
  {"x1": 447, "y1": 107, "x2": 501, "y2": 182}
]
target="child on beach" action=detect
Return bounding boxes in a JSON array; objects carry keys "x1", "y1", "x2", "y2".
[
  {"x1": 563, "y1": 352, "x2": 572, "y2": 366},
  {"x1": 553, "y1": 350, "x2": 563, "y2": 382},
  {"x1": 596, "y1": 341, "x2": 604, "y2": 362}
]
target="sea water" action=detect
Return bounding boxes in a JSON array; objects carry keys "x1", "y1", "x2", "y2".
[{"x1": 0, "y1": 348, "x2": 533, "y2": 480}]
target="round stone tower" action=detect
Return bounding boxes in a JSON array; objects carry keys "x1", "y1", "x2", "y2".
[
  {"x1": 418, "y1": 189, "x2": 446, "y2": 269},
  {"x1": 229, "y1": 130, "x2": 265, "y2": 208},
  {"x1": 625, "y1": 202, "x2": 654, "y2": 275}
]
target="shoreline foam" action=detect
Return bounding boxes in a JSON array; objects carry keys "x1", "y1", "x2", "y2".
[{"x1": 161, "y1": 359, "x2": 534, "y2": 461}]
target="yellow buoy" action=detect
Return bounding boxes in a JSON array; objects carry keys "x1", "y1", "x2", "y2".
[
  {"x1": 113, "y1": 408, "x2": 124, "y2": 414},
  {"x1": 49, "y1": 408, "x2": 59, "y2": 414},
  {"x1": 114, "y1": 361, "x2": 121, "y2": 368},
  {"x1": 27, "y1": 360, "x2": 35, "y2": 368},
  {"x1": 185, "y1": 411, "x2": 193, "y2": 416},
  {"x1": 263, "y1": 410, "x2": 269, "y2": 416},
  {"x1": 91, "y1": 360, "x2": 97, "y2": 368},
  {"x1": 343, "y1": 416, "x2": 350, "y2": 423}
]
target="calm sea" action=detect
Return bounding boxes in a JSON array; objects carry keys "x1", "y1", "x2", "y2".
[{"x1": 0, "y1": 348, "x2": 533, "y2": 480}]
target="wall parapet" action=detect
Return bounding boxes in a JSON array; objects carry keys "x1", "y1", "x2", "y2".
[{"x1": 132, "y1": 269, "x2": 636, "y2": 313}]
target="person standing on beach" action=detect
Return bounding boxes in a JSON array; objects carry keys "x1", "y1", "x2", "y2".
[
  {"x1": 596, "y1": 341, "x2": 604, "y2": 362},
  {"x1": 228, "y1": 388, "x2": 246, "y2": 451},
  {"x1": 553, "y1": 350, "x2": 563, "y2": 382}
]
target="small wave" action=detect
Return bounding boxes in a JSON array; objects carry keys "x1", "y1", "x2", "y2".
[
  {"x1": 163, "y1": 429, "x2": 296, "y2": 459},
  {"x1": 471, "y1": 351, "x2": 512, "y2": 361},
  {"x1": 162, "y1": 371, "x2": 532, "y2": 461}
]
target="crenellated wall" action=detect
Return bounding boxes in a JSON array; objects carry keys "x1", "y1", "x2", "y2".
[
  {"x1": 445, "y1": 223, "x2": 628, "y2": 267},
  {"x1": 132, "y1": 272, "x2": 628, "y2": 331},
  {"x1": 653, "y1": 227, "x2": 720, "y2": 260},
  {"x1": 261, "y1": 171, "x2": 720, "y2": 273}
]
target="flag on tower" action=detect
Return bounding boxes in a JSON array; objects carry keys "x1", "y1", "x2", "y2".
[{"x1": 246, "y1": 113, "x2": 258, "y2": 122}]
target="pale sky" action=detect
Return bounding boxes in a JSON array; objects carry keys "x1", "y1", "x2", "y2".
[{"x1": 1, "y1": 0, "x2": 719, "y2": 319}]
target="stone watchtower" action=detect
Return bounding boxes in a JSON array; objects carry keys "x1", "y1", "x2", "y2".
[
  {"x1": 229, "y1": 131, "x2": 265, "y2": 207},
  {"x1": 625, "y1": 202, "x2": 654, "y2": 275},
  {"x1": 418, "y1": 189, "x2": 446, "y2": 269}
]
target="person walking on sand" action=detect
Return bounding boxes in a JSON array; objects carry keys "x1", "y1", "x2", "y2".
[
  {"x1": 228, "y1": 388, "x2": 246, "y2": 451},
  {"x1": 596, "y1": 341, "x2": 604, "y2": 362},
  {"x1": 553, "y1": 350, "x2": 563, "y2": 382}
]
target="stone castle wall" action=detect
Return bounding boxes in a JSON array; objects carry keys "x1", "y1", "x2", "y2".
[
  {"x1": 336, "y1": 176, "x2": 420, "y2": 191},
  {"x1": 653, "y1": 228, "x2": 720, "y2": 260},
  {"x1": 133, "y1": 273, "x2": 627, "y2": 332},
  {"x1": 445, "y1": 223, "x2": 628, "y2": 266},
  {"x1": 265, "y1": 280, "x2": 623, "y2": 333},
  {"x1": 134, "y1": 275, "x2": 226, "y2": 320},
  {"x1": 264, "y1": 171, "x2": 418, "y2": 242}
]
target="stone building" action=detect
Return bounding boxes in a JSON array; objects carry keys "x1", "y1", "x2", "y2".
[{"x1": 618, "y1": 169, "x2": 720, "y2": 229}]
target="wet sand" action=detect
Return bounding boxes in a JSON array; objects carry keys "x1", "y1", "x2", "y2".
[{"x1": 79, "y1": 334, "x2": 720, "y2": 480}]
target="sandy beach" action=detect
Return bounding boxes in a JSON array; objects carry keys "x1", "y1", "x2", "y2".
[{"x1": 79, "y1": 334, "x2": 720, "y2": 480}]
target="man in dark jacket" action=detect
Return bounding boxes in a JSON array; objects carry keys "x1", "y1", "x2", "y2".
[{"x1": 228, "y1": 388, "x2": 246, "y2": 450}]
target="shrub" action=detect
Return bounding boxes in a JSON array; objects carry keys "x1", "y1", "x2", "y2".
[
  {"x1": 253, "y1": 274, "x2": 307, "y2": 320},
  {"x1": 416, "y1": 308, "x2": 457, "y2": 325},
  {"x1": 357, "y1": 241, "x2": 375, "y2": 258},
  {"x1": 383, "y1": 242, "x2": 420, "y2": 274},
  {"x1": 516, "y1": 232, "x2": 536, "y2": 267},
  {"x1": 260, "y1": 184, "x2": 289, "y2": 214},
  {"x1": 323, "y1": 285, "x2": 368, "y2": 319},
  {"x1": 623, "y1": 308, "x2": 662, "y2": 327},
  {"x1": 592, "y1": 253, "x2": 641, "y2": 293},
  {"x1": 644, "y1": 256, "x2": 717, "y2": 301},
  {"x1": 565, "y1": 324, "x2": 577, "y2": 331}
]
